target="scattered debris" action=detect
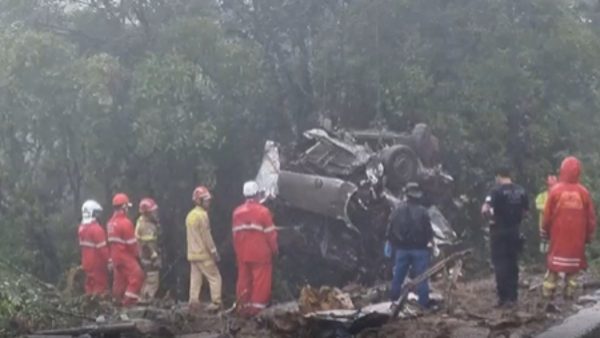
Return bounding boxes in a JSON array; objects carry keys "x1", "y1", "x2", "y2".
[
  {"x1": 19, "y1": 273, "x2": 600, "y2": 338},
  {"x1": 34, "y1": 321, "x2": 140, "y2": 336},
  {"x1": 6, "y1": 247, "x2": 600, "y2": 338},
  {"x1": 298, "y1": 286, "x2": 355, "y2": 314}
]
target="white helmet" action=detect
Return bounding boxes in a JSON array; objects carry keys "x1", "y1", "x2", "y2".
[
  {"x1": 81, "y1": 200, "x2": 103, "y2": 224},
  {"x1": 243, "y1": 181, "x2": 259, "y2": 198}
]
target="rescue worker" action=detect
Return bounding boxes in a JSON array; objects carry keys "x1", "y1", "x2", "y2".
[
  {"x1": 535, "y1": 176, "x2": 558, "y2": 254},
  {"x1": 232, "y1": 181, "x2": 278, "y2": 316},
  {"x1": 542, "y1": 157, "x2": 596, "y2": 301},
  {"x1": 135, "y1": 198, "x2": 161, "y2": 301},
  {"x1": 107, "y1": 193, "x2": 144, "y2": 306},
  {"x1": 481, "y1": 166, "x2": 529, "y2": 308},
  {"x1": 78, "y1": 200, "x2": 110, "y2": 296},
  {"x1": 186, "y1": 186, "x2": 222, "y2": 311},
  {"x1": 386, "y1": 182, "x2": 433, "y2": 308}
]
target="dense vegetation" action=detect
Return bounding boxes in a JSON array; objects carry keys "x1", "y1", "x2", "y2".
[{"x1": 2, "y1": 0, "x2": 600, "y2": 296}]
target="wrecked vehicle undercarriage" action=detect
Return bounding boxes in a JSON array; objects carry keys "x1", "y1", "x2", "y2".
[{"x1": 255, "y1": 123, "x2": 458, "y2": 285}]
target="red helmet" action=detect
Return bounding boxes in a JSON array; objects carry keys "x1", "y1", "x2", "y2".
[
  {"x1": 193, "y1": 186, "x2": 212, "y2": 201},
  {"x1": 139, "y1": 198, "x2": 158, "y2": 213},
  {"x1": 547, "y1": 175, "x2": 558, "y2": 188},
  {"x1": 112, "y1": 193, "x2": 132, "y2": 207}
]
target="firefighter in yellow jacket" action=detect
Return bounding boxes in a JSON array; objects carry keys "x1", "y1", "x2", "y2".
[
  {"x1": 186, "y1": 186, "x2": 222, "y2": 311},
  {"x1": 535, "y1": 176, "x2": 557, "y2": 253},
  {"x1": 135, "y1": 198, "x2": 161, "y2": 301}
]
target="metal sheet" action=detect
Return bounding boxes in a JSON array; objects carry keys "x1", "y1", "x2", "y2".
[
  {"x1": 302, "y1": 129, "x2": 372, "y2": 176},
  {"x1": 277, "y1": 170, "x2": 358, "y2": 229},
  {"x1": 255, "y1": 140, "x2": 280, "y2": 200}
]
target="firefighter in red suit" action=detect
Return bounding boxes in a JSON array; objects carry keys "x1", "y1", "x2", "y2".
[
  {"x1": 107, "y1": 193, "x2": 144, "y2": 306},
  {"x1": 542, "y1": 156, "x2": 597, "y2": 300},
  {"x1": 232, "y1": 181, "x2": 278, "y2": 316},
  {"x1": 78, "y1": 200, "x2": 110, "y2": 295}
]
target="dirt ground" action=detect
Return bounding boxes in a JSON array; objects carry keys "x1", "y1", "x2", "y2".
[
  {"x1": 374, "y1": 276, "x2": 584, "y2": 338},
  {"x1": 248, "y1": 269, "x2": 597, "y2": 338},
  {"x1": 20, "y1": 271, "x2": 597, "y2": 338}
]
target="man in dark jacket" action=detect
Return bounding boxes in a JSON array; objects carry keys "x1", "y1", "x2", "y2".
[
  {"x1": 386, "y1": 182, "x2": 434, "y2": 308},
  {"x1": 481, "y1": 166, "x2": 529, "y2": 308}
]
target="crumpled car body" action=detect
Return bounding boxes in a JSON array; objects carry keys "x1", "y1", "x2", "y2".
[{"x1": 255, "y1": 124, "x2": 458, "y2": 283}]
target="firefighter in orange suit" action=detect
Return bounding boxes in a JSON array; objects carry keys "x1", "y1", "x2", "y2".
[
  {"x1": 107, "y1": 193, "x2": 144, "y2": 306},
  {"x1": 232, "y1": 181, "x2": 278, "y2": 316},
  {"x1": 78, "y1": 200, "x2": 110, "y2": 295}
]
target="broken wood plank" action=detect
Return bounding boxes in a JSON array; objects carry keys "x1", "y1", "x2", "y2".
[
  {"x1": 445, "y1": 259, "x2": 463, "y2": 315},
  {"x1": 35, "y1": 322, "x2": 136, "y2": 335},
  {"x1": 390, "y1": 249, "x2": 472, "y2": 320}
]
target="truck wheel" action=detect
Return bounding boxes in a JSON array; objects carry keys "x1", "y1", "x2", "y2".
[{"x1": 382, "y1": 145, "x2": 418, "y2": 192}]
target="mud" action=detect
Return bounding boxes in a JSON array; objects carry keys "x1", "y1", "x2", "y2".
[
  {"x1": 374, "y1": 276, "x2": 590, "y2": 338},
  {"x1": 18, "y1": 270, "x2": 600, "y2": 338}
]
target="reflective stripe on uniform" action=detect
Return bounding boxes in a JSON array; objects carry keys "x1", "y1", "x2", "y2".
[
  {"x1": 124, "y1": 291, "x2": 141, "y2": 300},
  {"x1": 246, "y1": 302, "x2": 267, "y2": 309},
  {"x1": 137, "y1": 235, "x2": 157, "y2": 241},
  {"x1": 553, "y1": 257, "x2": 581, "y2": 262},
  {"x1": 80, "y1": 241, "x2": 107, "y2": 248},
  {"x1": 264, "y1": 226, "x2": 277, "y2": 233},
  {"x1": 232, "y1": 224, "x2": 270, "y2": 233},
  {"x1": 108, "y1": 237, "x2": 137, "y2": 245},
  {"x1": 79, "y1": 241, "x2": 96, "y2": 248},
  {"x1": 552, "y1": 261, "x2": 579, "y2": 267},
  {"x1": 551, "y1": 256, "x2": 581, "y2": 267}
]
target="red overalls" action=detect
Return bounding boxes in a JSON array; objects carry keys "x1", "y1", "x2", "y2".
[
  {"x1": 107, "y1": 210, "x2": 144, "y2": 306},
  {"x1": 78, "y1": 221, "x2": 110, "y2": 295},
  {"x1": 232, "y1": 200, "x2": 278, "y2": 316}
]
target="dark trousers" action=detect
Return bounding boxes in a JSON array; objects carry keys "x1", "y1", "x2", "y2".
[
  {"x1": 390, "y1": 248, "x2": 430, "y2": 307},
  {"x1": 490, "y1": 230, "x2": 520, "y2": 303}
]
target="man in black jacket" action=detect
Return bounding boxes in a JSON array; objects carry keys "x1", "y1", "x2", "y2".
[
  {"x1": 386, "y1": 182, "x2": 434, "y2": 308},
  {"x1": 481, "y1": 166, "x2": 528, "y2": 308}
]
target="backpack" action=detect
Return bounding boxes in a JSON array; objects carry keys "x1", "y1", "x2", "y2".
[{"x1": 388, "y1": 203, "x2": 431, "y2": 249}]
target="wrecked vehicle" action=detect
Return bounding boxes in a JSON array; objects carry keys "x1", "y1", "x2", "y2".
[{"x1": 255, "y1": 124, "x2": 458, "y2": 285}]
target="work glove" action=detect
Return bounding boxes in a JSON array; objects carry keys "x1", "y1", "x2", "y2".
[
  {"x1": 432, "y1": 243, "x2": 441, "y2": 257},
  {"x1": 539, "y1": 240, "x2": 549, "y2": 254},
  {"x1": 148, "y1": 251, "x2": 158, "y2": 267},
  {"x1": 384, "y1": 241, "x2": 392, "y2": 258},
  {"x1": 212, "y1": 250, "x2": 221, "y2": 263}
]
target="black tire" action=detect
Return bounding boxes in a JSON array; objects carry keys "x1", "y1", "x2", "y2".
[{"x1": 381, "y1": 145, "x2": 419, "y2": 192}]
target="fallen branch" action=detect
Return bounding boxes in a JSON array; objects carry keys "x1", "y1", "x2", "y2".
[
  {"x1": 465, "y1": 311, "x2": 490, "y2": 321},
  {"x1": 49, "y1": 308, "x2": 96, "y2": 321},
  {"x1": 390, "y1": 249, "x2": 472, "y2": 320},
  {"x1": 0, "y1": 257, "x2": 57, "y2": 292},
  {"x1": 445, "y1": 259, "x2": 463, "y2": 314},
  {"x1": 36, "y1": 322, "x2": 137, "y2": 335}
]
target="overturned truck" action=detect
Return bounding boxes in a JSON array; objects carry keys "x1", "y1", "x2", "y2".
[{"x1": 255, "y1": 124, "x2": 458, "y2": 285}]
